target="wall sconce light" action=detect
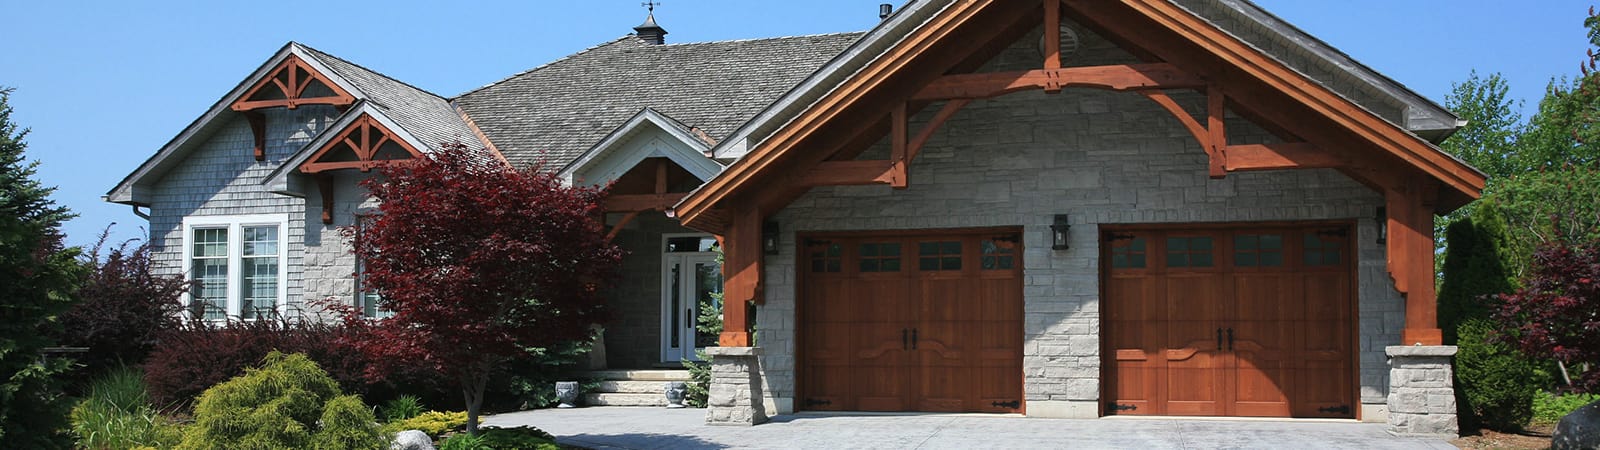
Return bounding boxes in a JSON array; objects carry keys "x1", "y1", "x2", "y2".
[
  {"x1": 1051, "y1": 214, "x2": 1071, "y2": 250},
  {"x1": 762, "y1": 221, "x2": 780, "y2": 255},
  {"x1": 1374, "y1": 207, "x2": 1387, "y2": 245}
]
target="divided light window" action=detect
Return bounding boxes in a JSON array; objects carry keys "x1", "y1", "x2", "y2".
[{"x1": 183, "y1": 215, "x2": 287, "y2": 321}]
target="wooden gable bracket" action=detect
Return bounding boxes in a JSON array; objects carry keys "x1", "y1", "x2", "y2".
[
  {"x1": 299, "y1": 114, "x2": 423, "y2": 224},
  {"x1": 231, "y1": 54, "x2": 356, "y2": 161},
  {"x1": 1141, "y1": 86, "x2": 1354, "y2": 178},
  {"x1": 603, "y1": 159, "x2": 689, "y2": 243}
]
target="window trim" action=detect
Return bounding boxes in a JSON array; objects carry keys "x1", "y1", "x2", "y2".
[{"x1": 180, "y1": 214, "x2": 288, "y2": 321}]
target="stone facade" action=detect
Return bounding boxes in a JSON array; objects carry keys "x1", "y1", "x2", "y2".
[
  {"x1": 704, "y1": 347, "x2": 769, "y2": 426},
  {"x1": 1385, "y1": 346, "x2": 1459, "y2": 437},
  {"x1": 300, "y1": 170, "x2": 381, "y2": 319},
  {"x1": 747, "y1": 24, "x2": 1406, "y2": 418},
  {"x1": 603, "y1": 213, "x2": 708, "y2": 369}
]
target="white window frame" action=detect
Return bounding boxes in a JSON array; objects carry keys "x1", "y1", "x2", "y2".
[
  {"x1": 659, "y1": 233, "x2": 720, "y2": 363},
  {"x1": 181, "y1": 214, "x2": 289, "y2": 321}
]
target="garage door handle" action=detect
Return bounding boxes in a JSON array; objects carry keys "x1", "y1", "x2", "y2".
[
  {"x1": 1227, "y1": 328, "x2": 1234, "y2": 351},
  {"x1": 1217, "y1": 328, "x2": 1223, "y2": 351},
  {"x1": 903, "y1": 329, "x2": 910, "y2": 350},
  {"x1": 912, "y1": 328, "x2": 918, "y2": 349}
]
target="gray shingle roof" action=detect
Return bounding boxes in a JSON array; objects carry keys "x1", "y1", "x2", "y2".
[
  {"x1": 297, "y1": 44, "x2": 486, "y2": 152},
  {"x1": 453, "y1": 32, "x2": 864, "y2": 168}
]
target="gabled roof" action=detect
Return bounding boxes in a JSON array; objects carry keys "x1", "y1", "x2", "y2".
[
  {"x1": 675, "y1": 0, "x2": 1488, "y2": 232},
  {"x1": 260, "y1": 101, "x2": 432, "y2": 194},
  {"x1": 452, "y1": 32, "x2": 863, "y2": 169},
  {"x1": 557, "y1": 107, "x2": 722, "y2": 186},
  {"x1": 107, "y1": 42, "x2": 485, "y2": 206}
]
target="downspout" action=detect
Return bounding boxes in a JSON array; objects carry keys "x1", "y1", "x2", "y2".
[{"x1": 131, "y1": 204, "x2": 150, "y2": 220}]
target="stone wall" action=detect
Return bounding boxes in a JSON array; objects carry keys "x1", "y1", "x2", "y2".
[
  {"x1": 1386, "y1": 346, "x2": 1459, "y2": 436},
  {"x1": 604, "y1": 212, "x2": 706, "y2": 369},
  {"x1": 150, "y1": 106, "x2": 339, "y2": 317},
  {"x1": 300, "y1": 170, "x2": 380, "y2": 319},
  {"x1": 751, "y1": 23, "x2": 1405, "y2": 417}
]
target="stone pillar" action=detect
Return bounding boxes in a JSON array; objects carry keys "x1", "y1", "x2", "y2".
[
  {"x1": 1386, "y1": 345, "x2": 1458, "y2": 438},
  {"x1": 704, "y1": 346, "x2": 768, "y2": 426}
]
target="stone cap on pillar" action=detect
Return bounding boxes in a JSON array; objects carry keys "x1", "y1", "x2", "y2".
[
  {"x1": 1385, "y1": 345, "x2": 1458, "y2": 357},
  {"x1": 705, "y1": 346, "x2": 761, "y2": 357}
]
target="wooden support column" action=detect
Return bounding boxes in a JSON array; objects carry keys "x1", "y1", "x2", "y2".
[
  {"x1": 1205, "y1": 86, "x2": 1227, "y2": 178},
  {"x1": 1043, "y1": 0, "x2": 1062, "y2": 72},
  {"x1": 719, "y1": 207, "x2": 763, "y2": 347},
  {"x1": 1385, "y1": 179, "x2": 1442, "y2": 346},
  {"x1": 890, "y1": 103, "x2": 909, "y2": 189},
  {"x1": 245, "y1": 111, "x2": 267, "y2": 161}
]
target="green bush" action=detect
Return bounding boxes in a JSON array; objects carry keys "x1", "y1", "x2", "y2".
[
  {"x1": 684, "y1": 351, "x2": 711, "y2": 408},
  {"x1": 381, "y1": 394, "x2": 425, "y2": 422},
  {"x1": 440, "y1": 433, "x2": 490, "y2": 450},
  {"x1": 1456, "y1": 319, "x2": 1541, "y2": 431},
  {"x1": 479, "y1": 426, "x2": 559, "y2": 450},
  {"x1": 175, "y1": 352, "x2": 386, "y2": 450},
  {"x1": 69, "y1": 367, "x2": 183, "y2": 449},
  {"x1": 1533, "y1": 391, "x2": 1600, "y2": 426},
  {"x1": 382, "y1": 410, "x2": 468, "y2": 438}
]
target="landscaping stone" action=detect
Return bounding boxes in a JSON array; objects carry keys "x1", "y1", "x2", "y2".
[
  {"x1": 390, "y1": 430, "x2": 435, "y2": 450},
  {"x1": 1553, "y1": 399, "x2": 1600, "y2": 450}
]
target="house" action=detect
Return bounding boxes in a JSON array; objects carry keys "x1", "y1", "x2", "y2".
[{"x1": 108, "y1": 0, "x2": 1481, "y2": 437}]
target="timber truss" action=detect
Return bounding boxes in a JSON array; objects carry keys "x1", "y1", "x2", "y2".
[{"x1": 230, "y1": 54, "x2": 357, "y2": 161}]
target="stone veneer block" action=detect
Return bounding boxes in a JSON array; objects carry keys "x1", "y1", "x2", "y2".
[
  {"x1": 1385, "y1": 345, "x2": 1458, "y2": 438},
  {"x1": 704, "y1": 346, "x2": 768, "y2": 426}
]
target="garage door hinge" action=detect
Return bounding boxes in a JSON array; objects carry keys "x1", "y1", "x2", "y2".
[
  {"x1": 804, "y1": 398, "x2": 832, "y2": 407},
  {"x1": 990, "y1": 400, "x2": 1020, "y2": 409},
  {"x1": 1318, "y1": 405, "x2": 1350, "y2": 415},
  {"x1": 1107, "y1": 403, "x2": 1137, "y2": 413}
]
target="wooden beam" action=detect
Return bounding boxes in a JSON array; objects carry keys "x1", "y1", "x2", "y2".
[
  {"x1": 890, "y1": 103, "x2": 909, "y2": 189},
  {"x1": 909, "y1": 99, "x2": 972, "y2": 162},
  {"x1": 798, "y1": 160, "x2": 896, "y2": 187},
  {"x1": 1206, "y1": 85, "x2": 1227, "y2": 179},
  {"x1": 719, "y1": 208, "x2": 763, "y2": 347},
  {"x1": 1043, "y1": 0, "x2": 1062, "y2": 72},
  {"x1": 603, "y1": 210, "x2": 642, "y2": 244},
  {"x1": 1385, "y1": 179, "x2": 1442, "y2": 345},
  {"x1": 603, "y1": 193, "x2": 687, "y2": 212},
  {"x1": 912, "y1": 63, "x2": 1202, "y2": 101},
  {"x1": 316, "y1": 173, "x2": 334, "y2": 225},
  {"x1": 654, "y1": 158, "x2": 669, "y2": 194},
  {"x1": 1224, "y1": 143, "x2": 1345, "y2": 171},
  {"x1": 231, "y1": 55, "x2": 356, "y2": 112},
  {"x1": 245, "y1": 111, "x2": 267, "y2": 161}
]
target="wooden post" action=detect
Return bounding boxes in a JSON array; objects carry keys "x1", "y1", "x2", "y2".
[
  {"x1": 1386, "y1": 181, "x2": 1441, "y2": 346},
  {"x1": 719, "y1": 207, "x2": 763, "y2": 347}
]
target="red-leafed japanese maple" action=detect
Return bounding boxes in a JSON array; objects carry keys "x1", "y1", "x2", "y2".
[
  {"x1": 336, "y1": 143, "x2": 622, "y2": 435},
  {"x1": 1492, "y1": 240, "x2": 1600, "y2": 393}
]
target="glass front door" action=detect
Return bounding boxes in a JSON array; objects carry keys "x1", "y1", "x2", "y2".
[{"x1": 662, "y1": 236, "x2": 722, "y2": 363}]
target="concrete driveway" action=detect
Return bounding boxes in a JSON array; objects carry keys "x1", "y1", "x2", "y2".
[{"x1": 481, "y1": 407, "x2": 1456, "y2": 449}]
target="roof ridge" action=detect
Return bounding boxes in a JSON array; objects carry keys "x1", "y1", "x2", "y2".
[
  {"x1": 453, "y1": 36, "x2": 636, "y2": 100},
  {"x1": 292, "y1": 42, "x2": 448, "y2": 101},
  {"x1": 656, "y1": 30, "x2": 865, "y2": 47}
]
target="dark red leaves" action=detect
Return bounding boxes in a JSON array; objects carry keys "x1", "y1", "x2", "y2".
[{"x1": 1493, "y1": 241, "x2": 1600, "y2": 392}]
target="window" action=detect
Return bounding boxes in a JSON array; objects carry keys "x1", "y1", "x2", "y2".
[
  {"x1": 1233, "y1": 234, "x2": 1284, "y2": 267},
  {"x1": 182, "y1": 215, "x2": 287, "y2": 320},
  {"x1": 980, "y1": 240, "x2": 1015, "y2": 270},
  {"x1": 918, "y1": 241, "x2": 962, "y2": 271},
  {"x1": 1303, "y1": 232, "x2": 1345, "y2": 267},
  {"x1": 859, "y1": 242, "x2": 902, "y2": 272},
  {"x1": 1109, "y1": 236, "x2": 1147, "y2": 269},
  {"x1": 353, "y1": 214, "x2": 390, "y2": 319},
  {"x1": 1165, "y1": 236, "x2": 1214, "y2": 267}
]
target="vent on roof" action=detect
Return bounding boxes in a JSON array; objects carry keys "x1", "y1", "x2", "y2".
[
  {"x1": 879, "y1": 4, "x2": 893, "y2": 20},
  {"x1": 634, "y1": 3, "x2": 668, "y2": 45},
  {"x1": 1037, "y1": 24, "x2": 1081, "y2": 63}
]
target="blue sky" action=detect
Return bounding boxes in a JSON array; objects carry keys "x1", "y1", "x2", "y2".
[{"x1": 1, "y1": 1, "x2": 1591, "y2": 249}]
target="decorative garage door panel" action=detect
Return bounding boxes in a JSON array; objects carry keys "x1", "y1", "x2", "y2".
[
  {"x1": 1104, "y1": 225, "x2": 1354, "y2": 418},
  {"x1": 800, "y1": 231, "x2": 1023, "y2": 413}
]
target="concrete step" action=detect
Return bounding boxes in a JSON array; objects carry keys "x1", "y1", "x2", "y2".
[
  {"x1": 594, "y1": 380, "x2": 681, "y2": 394},
  {"x1": 585, "y1": 369, "x2": 691, "y2": 382},
  {"x1": 584, "y1": 392, "x2": 667, "y2": 407}
]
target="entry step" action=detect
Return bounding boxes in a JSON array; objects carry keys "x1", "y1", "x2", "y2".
[{"x1": 584, "y1": 392, "x2": 667, "y2": 407}]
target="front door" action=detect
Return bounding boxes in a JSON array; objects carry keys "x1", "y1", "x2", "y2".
[{"x1": 662, "y1": 237, "x2": 722, "y2": 363}]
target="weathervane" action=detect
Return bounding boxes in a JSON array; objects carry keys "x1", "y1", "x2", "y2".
[{"x1": 642, "y1": 1, "x2": 660, "y2": 14}]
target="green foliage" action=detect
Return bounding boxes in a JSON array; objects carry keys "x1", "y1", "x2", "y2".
[
  {"x1": 309, "y1": 395, "x2": 388, "y2": 450},
  {"x1": 1442, "y1": 71, "x2": 1525, "y2": 179},
  {"x1": 683, "y1": 351, "x2": 712, "y2": 408},
  {"x1": 1533, "y1": 391, "x2": 1600, "y2": 425},
  {"x1": 1517, "y1": 8, "x2": 1600, "y2": 171},
  {"x1": 382, "y1": 410, "x2": 468, "y2": 438},
  {"x1": 478, "y1": 426, "x2": 559, "y2": 450},
  {"x1": 440, "y1": 433, "x2": 490, "y2": 450},
  {"x1": 1456, "y1": 319, "x2": 1541, "y2": 431},
  {"x1": 1477, "y1": 168, "x2": 1600, "y2": 278},
  {"x1": 380, "y1": 394, "x2": 425, "y2": 422},
  {"x1": 1438, "y1": 209, "x2": 1517, "y2": 344},
  {"x1": 176, "y1": 352, "x2": 382, "y2": 450},
  {"x1": 69, "y1": 367, "x2": 183, "y2": 450},
  {"x1": 499, "y1": 336, "x2": 597, "y2": 410},
  {"x1": 0, "y1": 86, "x2": 83, "y2": 449}
]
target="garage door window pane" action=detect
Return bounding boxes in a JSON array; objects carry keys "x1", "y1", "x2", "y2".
[
  {"x1": 810, "y1": 243, "x2": 842, "y2": 273},
  {"x1": 1166, "y1": 236, "x2": 1213, "y2": 267},
  {"x1": 1111, "y1": 237, "x2": 1146, "y2": 269},
  {"x1": 981, "y1": 240, "x2": 1015, "y2": 270},
  {"x1": 918, "y1": 241, "x2": 962, "y2": 271},
  {"x1": 1304, "y1": 233, "x2": 1344, "y2": 266},
  {"x1": 859, "y1": 242, "x2": 902, "y2": 272},
  {"x1": 1234, "y1": 234, "x2": 1284, "y2": 267}
]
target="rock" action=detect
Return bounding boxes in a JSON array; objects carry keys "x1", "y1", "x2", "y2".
[
  {"x1": 1553, "y1": 399, "x2": 1600, "y2": 450},
  {"x1": 391, "y1": 430, "x2": 435, "y2": 450}
]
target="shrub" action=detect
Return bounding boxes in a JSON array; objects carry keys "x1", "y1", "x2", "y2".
[
  {"x1": 143, "y1": 318, "x2": 381, "y2": 410},
  {"x1": 69, "y1": 367, "x2": 183, "y2": 449},
  {"x1": 496, "y1": 338, "x2": 596, "y2": 410},
  {"x1": 1456, "y1": 319, "x2": 1541, "y2": 431},
  {"x1": 309, "y1": 395, "x2": 388, "y2": 450},
  {"x1": 684, "y1": 351, "x2": 712, "y2": 408},
  {"x1": 440, "y1": 433, "x2": 490, "y2": 450},
  {"x1": 381, "y1": 394, "x2": 425, "y2": 422},
  {"x1": 382, "y1": 410, "x2": 468, "y2": 438},
  {"x1": 1492, "y1": 240, "x2": 1600, "y2": 393},
  {"x1": 479, "y1": 426, "x2": 559, "y2": 450},
  {"x1": 1534, "y1": 391, "x2": 1600, "y2": 426},
  {"x1": 175, "y1": 352, "x2": 385, "y2": 450},
  {"x1": 57, "y1": 232, "x2": 188, "y2": 381}
]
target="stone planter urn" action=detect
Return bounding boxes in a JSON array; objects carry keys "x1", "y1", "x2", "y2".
[
  {"x1": 555, "y1": 381, "x2": 580, "y2": 408},
  {"x1": 664, "y1": 381, "x2": 688, "y2": 408}
]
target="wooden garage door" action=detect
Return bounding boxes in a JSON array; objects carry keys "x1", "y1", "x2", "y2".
[
  {"x1": 1103, "y1": 224, "x2": 1355, "y2": 418},
  {"x1": 799, "y1": 230, "x2": 1023, "y2": 413}
]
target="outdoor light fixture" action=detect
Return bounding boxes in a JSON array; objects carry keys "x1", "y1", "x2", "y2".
[
  {"x1": 1375, "y1": 207, "x2": 1387, "y2": 245},
  {"x1": 763, "y1": 221, "x2": 780, "y2": 255},
  {"x1": 1051, "y1": 214, "x2": 1071, "y2": 250}
]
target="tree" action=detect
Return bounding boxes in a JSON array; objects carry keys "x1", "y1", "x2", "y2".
[
  {"x1": 1492, "y1": 241, "x2": 1600, "y2": 393},
  {"x1": 0, "y1": 86, "x2": 83, "y2": 448},
  {"x1": 1440, "y1": 71, "x2": 1524, "y2": 180},
  {"x1": 1518, "y1": 7, "x2": 1600, "y2": 171},
  {"x1": 337, "y1": 143, "x2": 623, "y2": 435},
  {"x1": 56, "y1": 228, "x2": 190, "y2": 379}
]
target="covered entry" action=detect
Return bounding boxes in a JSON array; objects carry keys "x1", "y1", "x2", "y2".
[
  {"x1": 1103, "y1": 223, "x2": 1356, "y2": 418},
  {"x1": 798, "y1": 229, "x2": 1023, "y2": 413}
]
